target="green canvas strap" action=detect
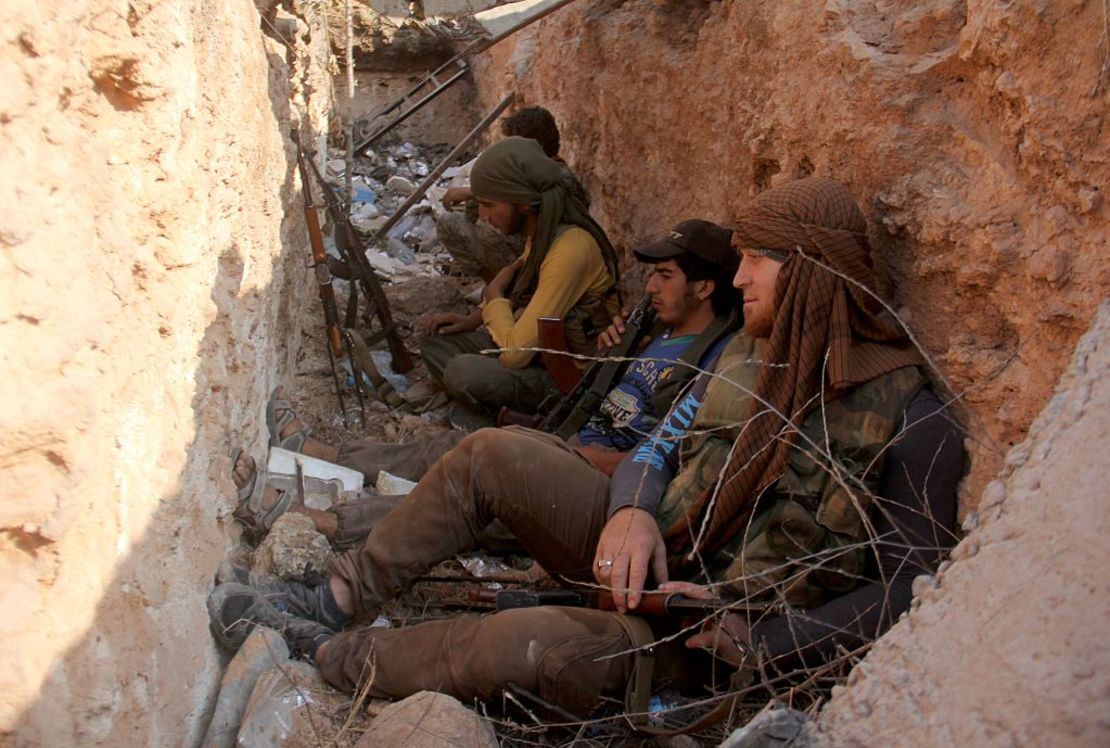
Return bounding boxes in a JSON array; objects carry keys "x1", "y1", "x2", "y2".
[{"x1": 612, "y1": 613, "x2": 753, "y2": 736}]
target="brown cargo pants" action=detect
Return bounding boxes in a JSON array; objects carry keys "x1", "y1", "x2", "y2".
[
  {"x1": 316, "y1": 428, "x2": 713, "y2": 714},
  {"x1": 336, "y1": 429, "x2": 466, "y2": 483},
  {"x1": 330, "y1": 429, "x2": 517, "y2": 552}
]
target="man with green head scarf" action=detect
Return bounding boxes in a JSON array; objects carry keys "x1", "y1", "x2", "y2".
[{"x1": 420, "y1": 137, "x2": 622, "y2": 422}]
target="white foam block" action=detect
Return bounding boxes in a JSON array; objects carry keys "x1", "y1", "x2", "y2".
[{"x1": 267, "y1": 447, "x2": 363, "y2": 492}]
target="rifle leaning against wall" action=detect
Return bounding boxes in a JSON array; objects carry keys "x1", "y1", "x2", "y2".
[
  {"x1": 298, "y1": 139, "x2": 415, "y2": 374},
  {"x1": 292, "y1": 130, "x2": 365, "y2": 427}
]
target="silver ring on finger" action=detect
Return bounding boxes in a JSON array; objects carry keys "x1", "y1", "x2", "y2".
[{"x1": 596, "y1": 559, "x2": 614, "y2": 568}]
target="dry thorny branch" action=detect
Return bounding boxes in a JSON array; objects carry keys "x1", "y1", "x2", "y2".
[
  {"x1": 443, "y1": 252, "x2": 987, "y2": 742},
  {"x1": 229, "y1": 252, "x2": 996, "y2": 745}
]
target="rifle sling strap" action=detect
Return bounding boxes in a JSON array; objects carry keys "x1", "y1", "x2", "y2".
[
  {"x1": 652, "y1": 308, "x2": 742, "y2": 417},
  {"x1": 613, "y1": 613, "x2": 747, "y2": 736}
]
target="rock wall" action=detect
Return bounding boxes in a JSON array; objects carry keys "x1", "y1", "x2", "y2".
[
  {"x1": 816, "y1": 302, "x2": 1110, "y2": 746},
  {"x1": 470, "y1": 0, "x2": 1109, "y2": 503},
  {"x1": 0, "y1": 1, "x2": 330, "y2": 744}
]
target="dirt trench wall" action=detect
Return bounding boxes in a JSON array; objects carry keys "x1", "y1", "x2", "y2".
[
  {"x1": 0, "y1": 1, "x2": 328, "y2": 744},
  {"x1": 470, "y1": 0, "x2": 1109, "y2": 504},
  {"x1": 816, "y1": 302, "x2": 1110, "y2": 746}
]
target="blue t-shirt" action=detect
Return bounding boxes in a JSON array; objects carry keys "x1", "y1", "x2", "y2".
[{"x1": 575, "y1": 333, "x2": 701, "y2": 451}]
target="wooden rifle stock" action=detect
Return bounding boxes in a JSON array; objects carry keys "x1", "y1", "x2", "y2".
[
  {"x1": 303, "y1": 201, "x2": 344, "y2": 359},
  {"x1": 537, "y1": 316, "x2": 582, "y2": 395},
  {"x1": 467, "y1": 587, "x2": 764, "y2": 617},
  {"x1": 539, "y1": 294, "x2": 656, "y2": 439},
  {"x1": 293, "y1": 131, "x2": 357, "y2": 425},
  {"x1": 299, "y1": 140, "x2": 415, "y2": 373}
]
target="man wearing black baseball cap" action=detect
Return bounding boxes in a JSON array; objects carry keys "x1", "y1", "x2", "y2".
[{"x1": 237, "y1": 220, "x2": 742, "y2": 542}]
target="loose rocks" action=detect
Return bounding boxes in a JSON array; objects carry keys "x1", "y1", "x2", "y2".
[{"x1": 355, "y1": 691, "x2": 498, "y2": 748}]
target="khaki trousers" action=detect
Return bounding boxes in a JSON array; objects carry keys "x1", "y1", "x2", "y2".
[
  {"x1": 331, "y1": 429, "x2": 518, "y2": 552},
  {"x1": 316, "y1": 606, "x2": 635, "y2": 716}
]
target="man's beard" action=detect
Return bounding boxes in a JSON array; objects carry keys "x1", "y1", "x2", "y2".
[{"x1": 499, "y1": 205, "x2": 529, "y2": 237}]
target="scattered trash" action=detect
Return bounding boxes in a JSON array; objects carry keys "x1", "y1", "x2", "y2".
[
  {"x1": 386, "y1": 174, "x2": 415, "y2": 195},
  {"x1": 236, "y1": 664, "x2": 326, "y2": 748},
  {"x1": 351, "y1": 208, "x2": 385, "y2": 234},
  {"x1": 202, "y1": 628, "x2": 290, "y2": 748},
  {"x1": 369, "y1": 349, "x2": 409, "y2": 393},
  {"x1": 458, "y1": 556, "x2": 518, "y2": 580},
  {"x1": 386, "y1": 236, "x2": 417, "y2": 265},
  {"x1": 351, "y1": 177, "x2": 377, "y2": 205}
]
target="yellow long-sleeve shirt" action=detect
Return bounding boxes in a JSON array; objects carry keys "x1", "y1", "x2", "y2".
[{"x1": 481, "y1": 226, "x2": 614, "y2": 369}]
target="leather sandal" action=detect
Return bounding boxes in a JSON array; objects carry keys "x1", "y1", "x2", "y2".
[
  {"x1": 266, "y1": 387, "x2": 312, "y2": 453},
  {"x1": 229, "y1": 446, "x2": 256, "y2": 503},
  {"x1": 230, "y1": 446, "x2": 295, "y2": 543}
]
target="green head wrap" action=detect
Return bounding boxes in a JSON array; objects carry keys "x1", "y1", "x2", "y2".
[{"x1": 471, "y1": 137, "x2": 620, "y2": 306}]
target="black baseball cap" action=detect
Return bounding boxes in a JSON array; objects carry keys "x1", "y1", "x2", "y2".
[{"x1": 633, "y1": 219, "x2": 736, "y2": 270}]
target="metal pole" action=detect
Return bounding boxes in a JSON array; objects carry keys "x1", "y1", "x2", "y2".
[{"x1": 366, "y1": 91, "x2": 515, "y2": 246}]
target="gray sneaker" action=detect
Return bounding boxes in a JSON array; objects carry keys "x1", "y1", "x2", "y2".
[
  {"x1": 208, "y1": 583, "x2": 336, "y2": 658},
  {"x1": 214, "y1": 562, "x2": 351, "y2": 630}
]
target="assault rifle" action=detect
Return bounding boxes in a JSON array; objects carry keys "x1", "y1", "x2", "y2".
[
  {"x1": 539, "y1": 294, "x2": 656, "y2": 439},
  {"x1": 297, "y1": 136, "x2": 415, "y2": 374},
  {"x1": 467, "y1": 587, "x2": 767, "y2": 617},
  {"x1": 292, "y1": 132, "x2": 364, "y2": 427}
]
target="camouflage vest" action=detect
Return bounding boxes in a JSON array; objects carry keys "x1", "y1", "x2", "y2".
[
  {"x1": 656, "y1": 335, "x2": 925, "y2": 607},
  {"x1": 655, "y1": 334, "x2": 764, "y2": 532}
]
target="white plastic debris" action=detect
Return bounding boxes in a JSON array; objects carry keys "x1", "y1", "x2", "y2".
[
  {"x1": 352, "y1": 201, "x2": 379, "y2": 221},
  {"x1": 459, "y1": 556, "x2": 514, "y2": 579},
  {"x1": 406, "y1": 214, "x2": 438, "y2": 249},
  {"x1": 267, "y1": 448, "x2": 364, "y2": 492},
  {"x1": 386, "y1": 175, "x2": 415, "y2": 195},
  {"x1": 385, "y1": 237, "x2": 417, "y2": 265}
]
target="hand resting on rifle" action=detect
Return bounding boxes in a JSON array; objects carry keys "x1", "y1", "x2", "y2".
[
  {"x1": 420, "y1": 309, "x2": 482, "y2": 336},
  {"x1": 593, "y1": 507, "x2": 669, "y2": 614},
  {"x1": 658, "y1": 581, "x2": 753, "y2": 667},
  {"x1": 597, "y1": 311, "x2": 652, "y2": 353}
]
